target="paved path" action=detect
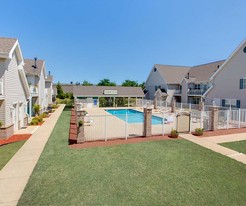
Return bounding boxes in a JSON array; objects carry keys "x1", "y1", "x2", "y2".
[
  {"x1": 0, "y1": 105, "x2": 65, "y2": 206},
  {"x1": 180, "y1": 133, "x2": 246, "y2": 165}
]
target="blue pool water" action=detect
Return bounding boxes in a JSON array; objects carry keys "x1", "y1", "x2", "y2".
[{"x1": 106, "y1": 109, "x2": 163, "y2": 124}]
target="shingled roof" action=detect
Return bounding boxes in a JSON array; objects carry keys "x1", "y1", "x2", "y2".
[
  {"x1": 24, "y1": 59, "x2": 45, "y2": 75},
  {"x1": 0, "y1": 37, "x2": 17, "y2": 56},
  {"x1": 154, "y1": 64, "x2": 190, "y2": 84},
  {"x1": 187, "y1": 60, "x2": 225, "y2": 83}
]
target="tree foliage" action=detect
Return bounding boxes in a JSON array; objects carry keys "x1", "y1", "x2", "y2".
[
  {"x1": 139, "y1": 81, "x2": 145, "y2": 90},
  {"x1": 56, "y1": 82, "x2": 65, "y2": 99},
  {"x1": 97, "y1": 79, "x2": 116, "y2": 86},
  {"x1": 121, "y1": 80, "x2": 138, "y2": 87},
  {"x1": 82, "y1": 80, "x2": 93, "y2": 86}
]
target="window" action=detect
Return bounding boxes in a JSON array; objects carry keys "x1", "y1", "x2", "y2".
[
  {"x1": 222, "y1": 99, "x2": 240, "y2": 108},
  {"x1": 239, "y1": 78, "x2": 246, "y2": 89},
  {"x1": 194, "y1": 84, "x2": 201, "y2": 90},
  {"x1": 243, "y1": 46, "x2": 246, "y2": 53}
]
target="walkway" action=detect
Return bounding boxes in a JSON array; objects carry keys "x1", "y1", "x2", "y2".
[
  {"x1": 0, "y1": 105, "x2": 65, "y2": 206},
  {"x1": 180, "y1": 133, "x2": 246, "y2": 164}
]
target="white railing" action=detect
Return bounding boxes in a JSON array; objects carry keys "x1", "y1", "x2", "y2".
[
  {"x1": 188, "y1": 89, "x2": 207, "y2": 95},
  {"x1": 174, "y1": 90, "x2": 181, "y2": 94}
]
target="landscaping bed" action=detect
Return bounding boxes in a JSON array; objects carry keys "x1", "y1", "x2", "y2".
[{"x1": 193, "y1": 128, "x2": 246, "y2": 137}]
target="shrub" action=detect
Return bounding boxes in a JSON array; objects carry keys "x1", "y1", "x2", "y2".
[
  {"x1": 195, "y1": 128, "x2": 204, "y2": 136},
  {"x1": 170, "y1": 129, "x2": 179, "y2": 138},
  {"x1": 33, "y1": 104, "x2": 40, "y2": 115},
  {"x1": 0, "y1": 121, "x2": 2, "y2": 128},
  {"x1": 78, "y1": 120, "x2": 83, "y2": 127},
  {"x1": 40, "y1": 112, "x2": 48, "y2": 118},
  {"x1": 52, "y1": 104, "x2": 59, "y2": 109},
  {"x1": 37, "y1": 116, "x2": 43, "y2": 122},
  {"x1": 30, "y1": 118, "x2": 39, "y2": 125}
]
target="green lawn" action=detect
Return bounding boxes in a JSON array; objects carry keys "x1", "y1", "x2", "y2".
[
  {"x1": 0, "y1": 141, "x2": 26, "y2": 170},
  {"x1": 221, "y1": 140, "x2": 246, "y2": 154},
  {"x1": 18, "y1": 110, "x2": 246, "y2": 206}
]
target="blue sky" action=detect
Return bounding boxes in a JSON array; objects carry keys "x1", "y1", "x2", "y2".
[{"x1": 1, "y1": 0, "x2": 245, "y2": 84}]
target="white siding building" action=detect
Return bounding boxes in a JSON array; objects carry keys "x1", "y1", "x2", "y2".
[
  {"x1": 0, "y1": 37, "x2": 30, "y2": 139},
  {"x1": 205, "y1": 39, "x2": 246, "y2": 108},
  {"x1": 24, "y1": 58, "x2": 48, "y2": 116}
]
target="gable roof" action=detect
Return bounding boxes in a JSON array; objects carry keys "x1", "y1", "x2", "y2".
[
  {"x1": 154, "y1": 64, "x2": 190, "y2": 84},
  {"x1": 187, "y1": 60, "x2": 225, "y2": 83},
  {"x1": 73, "y1": 86, "x2": 144, "y2": 97},
  {"x1": 24, "y1": 59, "x2": 45, "y2": 76},
  {"x1": 0, "y1": 37, "x2": 17, "y2": 57},
  {"x1": 210, "y1": 38, "x2": 246, "y2": 80}
]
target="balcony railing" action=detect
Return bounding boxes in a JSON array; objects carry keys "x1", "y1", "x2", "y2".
[
  {"x1": 174, "y1": 90, "x2": 181, "y2": 94},
  {"x1": 188, "y1": 89, "x2": 207, "y2": 95},
  {"x1": 29, "y1": 85, "x2": 38, "y2": 94}
]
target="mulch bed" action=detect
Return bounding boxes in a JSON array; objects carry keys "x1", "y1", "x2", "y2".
[
  {"x1": 69, "y1": 135, "x2": 181, "y2": 149},
  {"x1": 193, "y1": 127, "x2": 246, "y2": 137},
  {"x1": 0, "y1": 134, "x2": 32, "y2": 146}
]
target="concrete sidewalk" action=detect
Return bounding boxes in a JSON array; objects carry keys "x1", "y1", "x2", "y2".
[
  {"x1": 0, "y1": 105, "x2": 65, "y2": 206},
  {"x1": 180, "y1": 133, "x2": 246, "y2": 165}
]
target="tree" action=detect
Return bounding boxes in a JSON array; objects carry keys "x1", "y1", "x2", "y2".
[
  {"x1": 122, "y1": 80, "x2": 138, "y2": 87},
  {"x1": 82, "y1": 80, "x2": 93, "y2": 86},
  {"x1": 56, "y1": 82, "x2": 65, "y2": 99},
  {"x1": 139, "y1": 81, "x2": 145, "y2": 90},
  {"x1": 97, "y1": 79, "x2": 116, "y2": 86}
]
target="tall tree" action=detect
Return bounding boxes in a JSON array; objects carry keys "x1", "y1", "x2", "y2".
[
  {"x1": 56, "y1": 82, "x2": 65, "y2": 99},
  {"x1": 122, "y1": 80, "x2": 138, "y2": 87},
  {"x1": 97, "y1": 79, "x2": 116, "y2": 86},
  {"x1": 82, "y1": 80, "x2": 93, "y2": 86}
]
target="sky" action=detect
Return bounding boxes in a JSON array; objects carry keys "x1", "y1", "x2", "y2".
[{"x1": 0, "y1": 0, "x2": 245, "y2": 85}]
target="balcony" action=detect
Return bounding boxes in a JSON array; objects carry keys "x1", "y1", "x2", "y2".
[
  {"x1": 174, "y1": 90, "x2": 181, "y2": 95},
  {"x1": 29, "y1": 85, "x2": 38, "y2": 96},
  {"x1": 188, "y1": 89, "x2": 207, "y2": 95}
]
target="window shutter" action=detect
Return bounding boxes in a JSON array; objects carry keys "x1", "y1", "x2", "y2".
[
  {"x1": 240, "y1": 79, "x2": 243, "y2": 89},
  {"x1": 236, "y1": 100, "x2": 240, "y2": 108},
  {"x1": 221, "y1": 99, "x2": 225, "y2": 107}
]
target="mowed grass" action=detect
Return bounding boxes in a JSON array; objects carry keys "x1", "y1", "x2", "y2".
[
  {"x1": 221, "y1": 140, "x2": 246, "y2": 154},
  {"x1": 18, "y1": 110, "x2": 246, "y2": 206},
  {"x1": 0, "y1": 141, "x2": 26, "y2": 170}
]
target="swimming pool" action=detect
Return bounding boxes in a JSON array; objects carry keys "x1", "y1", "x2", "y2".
[{"x1": 106, "y1": 109, "x2": 164, "y2": 124}]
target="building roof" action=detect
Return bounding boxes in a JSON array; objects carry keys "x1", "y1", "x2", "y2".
[
  {"x1": 73, "y1": 86, "x2": 144, "y2": 97},
  {"x1": 0, "y1": 37, "x2": 17, "y2": 55},
  {"x1": 187, "y1": 60, "x2": 225, "y2": 83},
  {"x1": 154, "y1": 64, "x2": 190, "y2": 84},
  {"x1": 24, "y1": 59, "x2": 45, "y2": 76}
]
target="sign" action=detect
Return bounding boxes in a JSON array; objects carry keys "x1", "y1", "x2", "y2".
[{"x1": 103, "y1": 90, "x2": 118, "y2": 95}]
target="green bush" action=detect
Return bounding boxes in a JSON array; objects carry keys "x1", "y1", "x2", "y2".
[
  {"x1": 52, "y1": 104, "x2": 59, "y2": 109},
  {"x1": 170, "y1": 129, "x2": 179, "y2": 138},
  {"x1": 40, "y1": 112, "x2": 48, "y2": 118},
  {"x1": 33, "y1": 104, "x2": 40, "y2": 115},
  {"x1": 37, "y1": 116, "x2": 43, "y2": 122},
  {"x1": 30, "y1": 118, "x2": 39, "y2": 125},
  {"x1": 78, "y1": 120, "x2": 83, "y2": 127},
  {"x1": 195, "y1": 128, "x2": 204, "y2": 136},
  {"x1": 0, "y1": 121, "x2": 2, "y2": 128}
]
